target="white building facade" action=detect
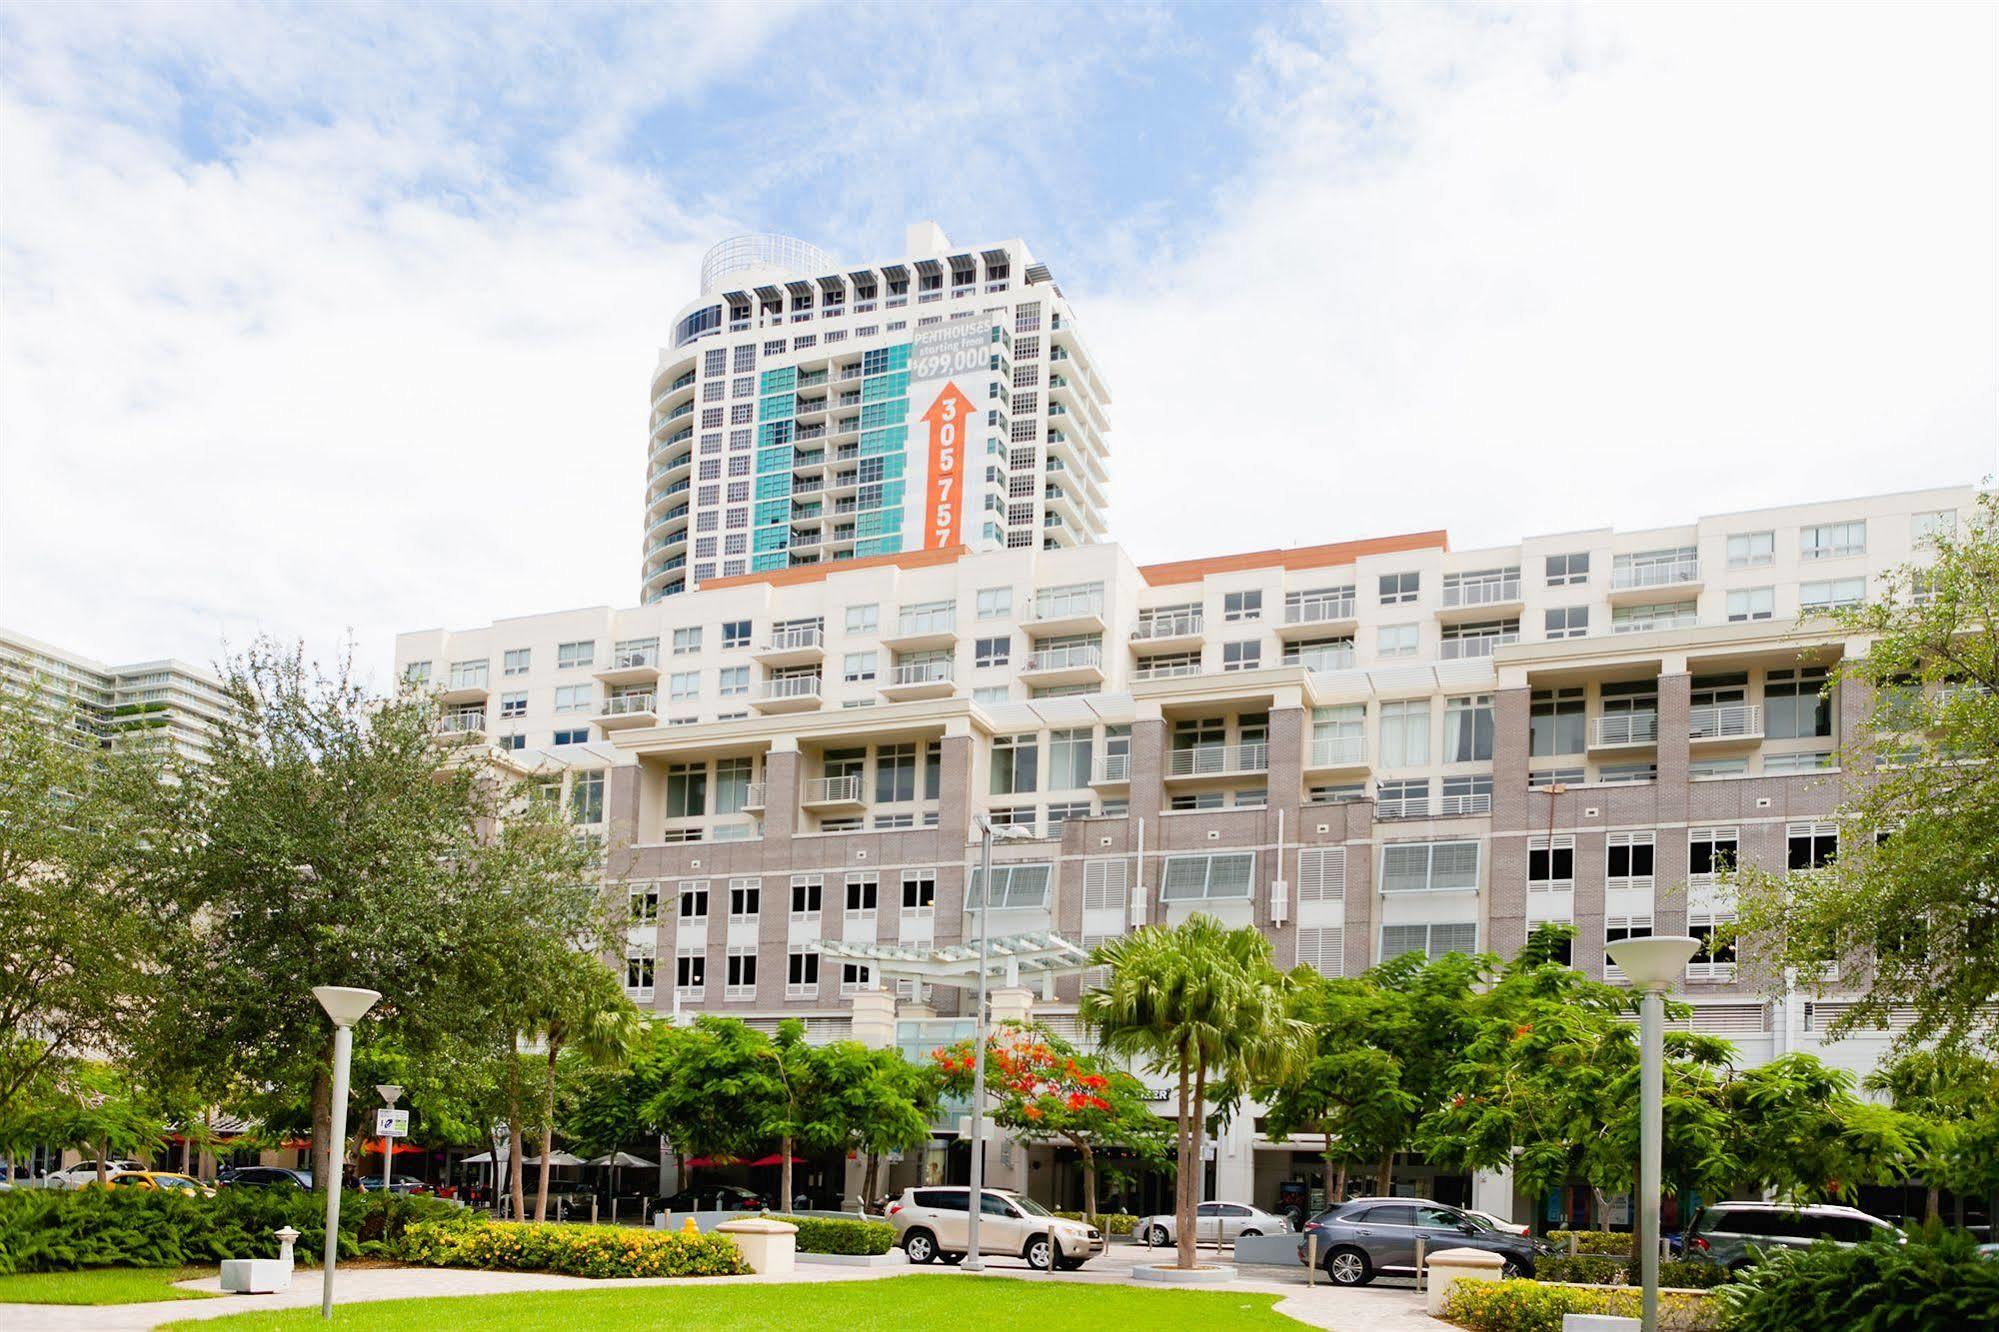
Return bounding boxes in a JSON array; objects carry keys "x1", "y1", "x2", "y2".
[{"x1": 1, "y1": 628, "x2": 233, "y2": 762}]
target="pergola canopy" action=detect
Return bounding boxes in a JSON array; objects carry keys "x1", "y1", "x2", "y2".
[{"x1": 814, "y1": 931, "x2": 1093, "y2": 989}]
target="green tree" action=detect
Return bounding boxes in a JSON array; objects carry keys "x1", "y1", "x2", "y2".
[
  {"x1": 1727, "y1": 1054, "x2": 1925, "y2": 1208},
  {"x1": 1734, "y1": 492, "x2": 1999, "y2": 1051},
  {"x1": 527, "y1": 954, "x2": 645, "y2": 1221},
  {"x1": 641, "y1": 1016, "x2": 783, "y2": 1174},
  {"x1": 1864, "y1": 1049, "x2": 1999, "y2": 1221},
  {"x1": 1083, "y1": 916, "x2": 1307, "y2": 1270},
  {"x1": 933, "y1": 1020, "x2": 1169, "y2": 1223},
  {"x1": 818, "y1": 1042, "x2": 938, "y2": 1207},
  {"x1": 0, "y1": 1060, "x2": 162, "y2": 1184}
]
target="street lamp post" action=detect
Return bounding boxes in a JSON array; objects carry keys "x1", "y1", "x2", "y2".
[
  {"x1": 375, "y1": 1084, "x2": 404, "y2": 1195},
  {"x1": 1605, "y1": 936, "x2": 1700, "y2": 1332},
  {"x1": 313, "y1": 985, "x2": 381, "y2": 1321},
  {"x1": 963, "y1": 816, "x2": 1031, "y2": 1274}
]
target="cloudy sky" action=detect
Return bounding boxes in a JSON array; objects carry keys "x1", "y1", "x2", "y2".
[{"x1": 2, "y1": 1, "x2": 1993, "y2": 680}]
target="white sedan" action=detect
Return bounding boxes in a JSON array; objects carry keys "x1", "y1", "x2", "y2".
[
  {"x1": 1139, "y1": 1200, "x2": 1293, "y2": 1246},
  {"x1": 1463, "y1": 1207, "x2": 1531, "y2": 1236}
]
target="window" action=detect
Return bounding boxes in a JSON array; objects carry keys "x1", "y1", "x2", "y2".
[
  {"x1": 725, "y1": 947, "x2": 757, "y2": 999},
  {"x1": 713, "y1": 757, "x2": 752, "y2": 814},
  {"x1": 1727, "y1": 587, "x2": 1774, "y2": 622},
  {"x1": 1546, "y1": 552, "x2": 1590, "y2": 586},
  {"x1": 876, "y1": 743, "x2": 916, "y2": 802},
  {"x1": 1379, "y1": 699, "x2": 1430, "y2": 767},
  {"x1": 569, "y1": 771, "x2": 605, "y2": 824},
  {"x1": 728, "y1": 877, "x2": 761, "y2": 922},
  {"x1": 1689, "y1": 827, "x2": 1738, "y2": 879},
  {"x1": 787, "y1": 949, "x2": 820, "y2": 997},
  {"x1": 789, "y1": 874, "x2": 823, "y2": 920},
  {"x1": 839, "y1": 962, "x2": 873, "y2": 995},
  {"x1": 1049, "y1": 728, "x2": 1093, "y2": 789},
  {"x1": 974, "y1": 685, "x2": 1009, "y2": 704},
  {"x1": 673, "y1": 626, "x2": 702, "y2": 655},
  {"x1": 721, "y1": 619, "x2": 750, "y2": 649},
  {"x1": 1378, "y1": 623, "x2": 1419, "y2": 658},
  {"x1": 624, "y1": 944, "x2": 655, "y2": 998},
  {"x1": 1801, "y1": 521, "x2": 1865, "y2": 560},
  {"x1": 674, "y1": 949, "x2": 705, "y2": 994},
  {"x1": 990, "y1": 734, "x2": 1038, "y2": 795},
  {"x1": 976, "y1": 587, "x2": 1012, "y2": 621},
  {"x1": 843, "y1": 651, "x2": 878, "y2": 684},
  {"x1": 1159, "y1": 852, "x2": 1256, "y2": 901},
  {"x1": 1223, "y1": 640, "x2": 1261, "y2": 671},
  {"x1": 1440, "y1": 774, "x2": 1492, "y2": 815},
  {"x1": 1765, "y1": 750, "x2": 1832, "y2": 774},
  {"x1": 975, "y1": 636, "x2": 1009, "y2": 668},
  {"x1": 1444, "y1": 695, "x2": 1494, "y2": 763},
  {"x1": 845, "y1": 873, "x2": 878, "y2": 915},
  {"x1": 1604, "y1": 918, "x2": 1654, "y2": 972},
  {"x1": 499, "y1": 691, "x2": 527, "y2": 719},
  {"x1": 1800, "y1": 578, "x2": 1865, "y2": 611},
  {"x1": 503, "y1": 648, "x2": 531, "y2": 676},
  {"x1": 1788, "y1": 822, "x2": 1839, "y2": 870},
  {"x1": 901, "y1": 870, "x2": 937, "y2": 913},
  {"x1": 1545, "y1": 606, "x2": 1589, "y2": 639},
  {"x1": 557, "y1": 640, "x2": 594, "y2": 669},
  {"x1": 1379, "y1": 571, "x2": 1419, "y2": 605},
  {"x1": 665, "y1": 762, "x2": 707, "y2": 819},
  {"x1": 1528, "y1": 835, "x2": 1575, "y2": 889},
  {"x1": 1607, "y1": 832, "x2": 1655, "y2": 883},
  {"x1": 1690, "y1": 757, "x2": 1748, "y2": 779},
  {"x1": 1380, "y1": 840, "x2": 1480, "y2": 894},
  {"x1": 718, "y1": 666, "x2": 749, "y2": 697},
  {"x1": 1726, "y1": 531, "x2": 1774, "y2": 569},
  {"x1": 1376, "y1": 778, "x2": 1429, "y2": 819},
  {"x1": 1913, "y1": 509, "x2": 1956, "y2": 541},
  {"x1": 967, "y1": 863, "x2": 1053, "y2": 909},
  {"x1": 1381, "y1": 922, "x2": 1477, "y2": 961},
  {"x1": 1223, "y1": 589, "x2": 1262, "y2": 622},
  {"x1": 629, "y1": 883, "x2": 659, "y2": 923},
  {"x1": 677, "y1": 881, "x2": 709, "y2": 920},
  {"x1": 553, "y1": 684, "x2": 592, "y2": 714},
  {"x1": 846, "y1": 604, "x2": 879, "y2": 635},
  {"x1": 668, "y1": 671, "x2": 698, "y2": 702},
  {"x1": 1765, "y1": 667, "x2": 1832, "y2": 738},
  {"x1": 403, "y1": 660, "x2": 432, "y2": 685},
  {"x1": 551, "y1": 728, "x2": 589, "y2": 746},
  {"x1": 1613, "y1": 601, "x2": 1697, "y2": 633}
]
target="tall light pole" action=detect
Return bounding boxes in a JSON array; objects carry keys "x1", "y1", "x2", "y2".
[
  {"x1": 963, "y1": 815, "x2": 1030, "y2": 1273},
  {"x1": 1605, "y1": 936, "x2": 1699, "y2": 1332},
  {"x1": 313, "y1": 985, "x2": 381, "y2": 1321}
]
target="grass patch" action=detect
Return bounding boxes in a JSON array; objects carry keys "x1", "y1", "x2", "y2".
[
  {"x1": 0, "y1": 1265, "x2": 219, "y2": 1305},
  {"x1": 163, "y1": 1273, "x2": 1293, "y2": 1330}
]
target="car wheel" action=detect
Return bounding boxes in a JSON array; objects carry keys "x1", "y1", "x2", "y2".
[
  {"x1": 1325, "y1": 1246, "x2": 1373, "y2": 1286},
  {"x1": 1240, "y1": 1228, "x2": 1262, "y2": 1238},
  {"x1": 939, "y1": 1251, "x2": 963, "y2": 1265},
  {"x1": 903, "y1": 1230, "x2": 937, "y2": 1264},
  {"x1": 1147, "y1": 1224, "x2": 1171, "y2": 1247},
  {"x1": 1055, "y1": 1256, "x2": 1084, "y2": 1271},
  {"x1": 1500, "y1": 1257, "x2": 1524, "y2": 1279},
  {"x1": 1025, "y1": 1235, "x2": 1054, "y2": 1271}
]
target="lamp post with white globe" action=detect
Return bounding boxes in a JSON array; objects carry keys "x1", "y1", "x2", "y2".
[
  {"x1": 312, "y1": 985, "x2": 380, "y2": 1320},
  {"x1": 1605, "y1": 935, "x2": 1700, "y2": 1332}
]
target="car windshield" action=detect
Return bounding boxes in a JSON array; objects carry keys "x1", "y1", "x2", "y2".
[
  {"x1": 1009, "y1": 1194, "x2": 1053, "y2": 1217},
  {"x1": 156, "y1": 1176, "x2": 200, "y2": 1191}
]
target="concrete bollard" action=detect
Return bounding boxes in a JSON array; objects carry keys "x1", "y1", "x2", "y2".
[
  {"x1": 220, "y1": 1225, "x2": 302, "y2": 1294},
  {"x1": 1423, "y1": 1246, "x2": 1506, "y2": 1317},
  {"x1": 716, "y1": 1215, "x2": 798, "y2": 1276}
]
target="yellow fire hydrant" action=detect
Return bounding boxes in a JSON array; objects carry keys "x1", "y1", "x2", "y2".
[{"x1": 681, "y1": 1216, "x2": 700, "y2": 1236}]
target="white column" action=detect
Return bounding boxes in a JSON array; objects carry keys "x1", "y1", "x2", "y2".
[
  {"x1": 849, "y1": 987, "x2": 897, "y2": 1049},
  {"x1": 1472, "y1": 1167, "x2": 1516, "y2": 1220}
]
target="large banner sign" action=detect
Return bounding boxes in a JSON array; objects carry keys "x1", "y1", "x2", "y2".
[{"x1": 909, "y1": 323, "x2": 991, "y2": 550}]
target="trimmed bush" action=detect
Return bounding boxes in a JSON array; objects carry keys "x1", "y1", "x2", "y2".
[
  {"x1": 1716, "y1": 1226, "x2": 1999, "y2": 1332},
  {"x1": 766, "y1": 1214, "x2": 895, "y2": 1256},
  {"x1": 0, "y1": 1187, "x2": 467, "y2": 1275},
  {"x1": 1544, "y1": 1228, "x2": 1634, "y2": 1256},
  {"x1": 1443, "y1": 1278, "x2": 1717, "y2": 1332},
  {"x1": 1052, "y1": 1210, "x2": 1137, "y2": 1235},
  {"x1": 1535, "y1": 1254, "x2": 1730, "y2": 1289},
  {"x1": 400, "y1": 1219, "x2": 749, "y2": 1279}
]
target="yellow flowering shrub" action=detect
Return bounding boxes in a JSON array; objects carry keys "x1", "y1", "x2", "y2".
[{"x1": 400, "y1": 1219, "x2": 750, "y2": 1279}]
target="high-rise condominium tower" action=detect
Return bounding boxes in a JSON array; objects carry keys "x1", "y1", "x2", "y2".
[{"x1": 641, "y1": 222, "x2": 1112, "y2": 603}]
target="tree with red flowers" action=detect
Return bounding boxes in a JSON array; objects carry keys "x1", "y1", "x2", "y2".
[{"x1": 932, "y1": 1020, "x2": 1168, "y2": 1223}]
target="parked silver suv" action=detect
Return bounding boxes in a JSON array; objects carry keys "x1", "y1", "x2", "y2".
[
  {"x1": 888, "y1": 1186, "x2": 1103, "y2": 1270},
  {"x1": 1685, "y1": 1202, "x2": 1902, "y2": 1270},
  {"x1": 1298, "y1": 1197, "x2": 1552, "y2": 1285}
]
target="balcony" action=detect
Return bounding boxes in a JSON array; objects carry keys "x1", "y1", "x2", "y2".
[
  {"x1": 1305, "y1": 736, "x2": 1369, "y2": 774},
  {"x1": 1090, "y1": 753, "x2": 1131, "y2": 787},
  {"x1": 1133, "y1": 660, "x2": 1201, "y2": 682},
  {"x1": 439, "y1": 711, "x2": 486, "y2": 744},
  {"x1": 1590, "y1": 712, "x2": 1660, "y2": 750},
  {"x1": 752, "y1": 674, "x2": 823, "y2": 713},
  {"x1": 881, "y1": 610, "x2": 958, "y2": 653},
  {"x1": 881, "y1": 659, "x2": 956, "y2": 701},
  {"x1": 1439, "y1": 578, "x2": 1524, "y2": 622},
  {"x1": 743, "y1": 782, "x2": 766, "y2": 812},
  {"x1": 801, "y1": 774, "x2": 866, "y2": 810},
  {"x1": 1608, "y1": 556, "x2": 1702, "y2": 603},
  {"x1": 437, "y1": 676, "x2": 489, "y2": 706},
  {"x1": 1129, "y1": 613, "x2": 1204, "y2": 651},
  {"x1": 1024, "y1": 590, "x2": 1107, "y2": 636},
  {"x1": 595, "y1": 691, "x2": 658, "y2": 731},
  {"x1": 1019, "y1": 643, "x2": 1105, "y2": 687},
  {"x1": 1167, "y1": 742, "x2": 1269, "y2": 780},
  {"x1": 1439, "y1": 633, "x2": 1518, "y2": 660},
  {"x1": 753, "y1": 625, "x2": 826, "y2": 667},
  {"x1": 1689, "y1": 703, "x2": 1762, "y2": 746},
  {"x1": 1277, "y1": 595, "x2": 1358, "y2": 639},
  {"x1": 595, "y1": 648, "x2": 661, "y2": 687}
]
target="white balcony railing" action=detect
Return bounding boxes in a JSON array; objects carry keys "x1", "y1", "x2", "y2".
[
  {"x1": 1285, "y1": 595, "x2": 1357, "y2": 626},
  {"x1": 743, "y1": 782, "x2": 766, "y2": 810},
  {"x1": 758, "y1": 674, "x2": 822, "y2": 702},
  {"x1": 1593, "y1": 712, "x2": 1660, "y2": 746},
  {"x1": 609, "y1": 646, "x2": 659, "y2": 670},
  {"x1": 1031, "y1": 589, "x2": 1105, "y2": 621},
  {"x1": 1439, "y1": 633, "x2": 1518, "y2": 660},
  {"x1": 1131, "y1": 613, "x2": 1203, "y2": 641},
  {"x1": 762, "y1": 625, "x2": 824, "y2": 652},
  {"x1": 1025, "y1": 644, "x2": 1103, "y2": 673},
  {"x1": 891, "y1": 660, "x2": 953, "y2": 687},
  {"x1": 1443, "y1": 578, "x2": 1521, "y2": 608},
  {"x1": 1093, "y1": 753, "x2": 1132, "y2": 783},
  {"x1": 1167, "y1": 742, "x2": 1269, "y2": 778},
  {"x1": 1134, "y1": 661, "x2": 1200, "y2": 681},
  {"x1": 1377, "y1": 794, "x2": 1430, "y2": 819},
  {"x1": 1689, "y1": 703, "x2": 1761, "y2": 739},
  {"x1": 896, "y1": 607, "x2": 956, "y2": 638},
  {"x1": 1439, "y1": 791, "x2": 1494, "y2": 816},
  {"x1": 804, "y1": 775, "x2": 865, "y2": 805},
  {"x1": 440, "y1": 710, "x2": 486, "y2": 734},
  {"x1": 602, "y1": 692, "x2": 657, "y2": 716},
  {"x1": 1612, "y1": 557, "x2": 1700, "y2": 590},
  {"x1": 1309, "y1": 736, "x2": 1366, "y2": 767}
]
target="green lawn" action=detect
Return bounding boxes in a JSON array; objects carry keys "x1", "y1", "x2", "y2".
[
  {"x1": 164, "y1": 1274, "x2": 1293, "y2": 1330},
  {"x1": 0, "y1": 1266, "x2": 220, "y2": 1305}
]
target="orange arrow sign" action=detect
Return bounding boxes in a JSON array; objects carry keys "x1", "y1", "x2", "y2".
[{"x1": 920, "y1": 382, "x2": 975, "y2": 550}]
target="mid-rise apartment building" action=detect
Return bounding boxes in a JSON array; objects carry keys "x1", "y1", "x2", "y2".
[
  {"x1": 642, "y1": 223, "x2": 1112, "y2": 602},
  {"x1": 396, "y1": 482, "x2": 1977, "y2": 1222},
  {"x1": 0, "y1": 628, "x2": 233, "y2": 762}
]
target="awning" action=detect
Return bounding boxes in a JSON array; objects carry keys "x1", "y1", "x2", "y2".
[
  {"x1": 589, "y1": 1151, "x2": 658, "y2": 1169},
  {"x1": 363, "y1": 1141, "x2": 426, "y2": 1156},
  {"x1": 814, "y1": 931, "x2": 1093, "y2": 987}
]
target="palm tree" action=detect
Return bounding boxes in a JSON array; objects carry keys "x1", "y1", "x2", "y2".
[
  {"x1": 530, "y1": 954, "x2": 645, "y2": 1222},
  {"x1": 1082, "y1": 915, "x2": 1308, "y2": 1270}
]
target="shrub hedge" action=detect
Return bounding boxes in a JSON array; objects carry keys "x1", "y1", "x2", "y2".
[
  {"x1": 1543, "y1": 1229, "x2": 1636, "y2": 1256},
  {"x1": 1442, "y1": 1278, "x2": 1717, "y2": 1332},
  {"x1": 1535, "y1": 1254, "x2": 1730, "y2": 1288},
  {"x1": 765, "y1": 1214, "x2": 895, "y2": 1256},
  {"x1": 400, "y1": 1219, "x2": 749, "y2": 1279},
  {"x1": 1052, "y1": 1211, "x2": 1137, "y2": 1235},
  {"x1": 1715, "y1": 1226, "x2": 1999, "y2": 1332},
  {"x1": 0, "y1": 1187, "x2": 467, "y2": 1275}
]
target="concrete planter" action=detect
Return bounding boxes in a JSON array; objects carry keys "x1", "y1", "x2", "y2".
[
  {"x1": 797, "y1": 1249, "x2": 908, "y2": 1267},
  {"x1": 716, "y1": 1216, "x2": 797, "y2": 1275},
  {"x1": 1131, "y1": 1262, "x2": 1238, "y2": 1284},
  {"x1": 1425, "y1": 1246, "x2": 1506, "y2": 1315}
]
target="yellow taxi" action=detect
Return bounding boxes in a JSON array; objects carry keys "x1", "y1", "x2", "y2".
[{"x1": 106, "y1": 1170, "x2": 217, "y2": 1198}]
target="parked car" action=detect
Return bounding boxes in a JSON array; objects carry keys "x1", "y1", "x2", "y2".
[
  {"x1": 1137, "y1": 1200, "x2": 1293, "y2": 1246},
  {"x1": 1299, "y1": 1197, "x2": 1553, "y2": 1285},
  {"x1": 107, "y1": 1170, "x2": 216, "y2": 1198},
  {"x1": 652, "y1": 1183, "x2": 768, "y2": 1214},
  {"x1": 1684, "y1": 1202, "x2": 1903, "y2": 1270},
  {"x1": 1461, "y1": 1207, "x2": 1531, "y2": 1236},
  {"x1": 888, "y1": 1186, "x2": 1103, "y2": 1271},
  {"x1": 216, "y1": 1166, "x2": 314, "y2": 1190},
  {"x1": 46, "y1": 1160, "x2": 148, "y2": 1189},
  {"x1": 358, "y1": 1174, "x2": 428, "y2": 1193}
]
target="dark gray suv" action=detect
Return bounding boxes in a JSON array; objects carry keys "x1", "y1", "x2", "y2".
[{"x1": 1298, "y1": 1198, "x2": 1551, "y2": 1285}]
